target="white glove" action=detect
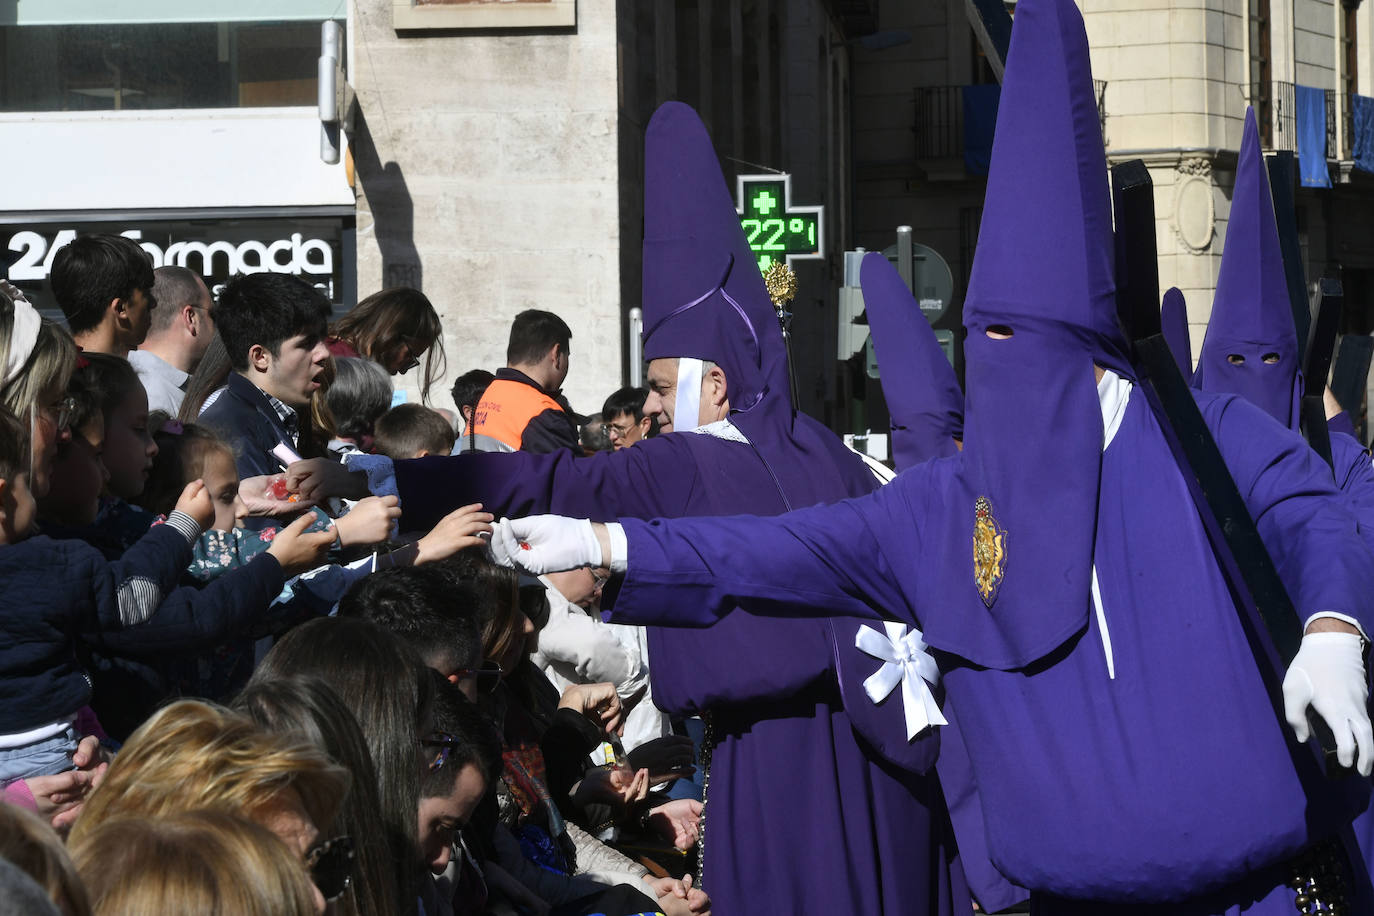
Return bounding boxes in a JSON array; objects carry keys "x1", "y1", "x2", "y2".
[
  {"x1": 487, "y1": 515, "x2": 602, "y2": 574},
  {"x1": 1283, "y1": 631, "x2": 1373, "y2": 776}
]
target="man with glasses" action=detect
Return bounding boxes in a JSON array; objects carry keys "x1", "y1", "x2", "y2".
[
  {"x1": 128, "y1": 266, "x2": 216, "y2": 416},
  {"x1": 601, "y1": 387, "x2": 657, "y2": 451}
]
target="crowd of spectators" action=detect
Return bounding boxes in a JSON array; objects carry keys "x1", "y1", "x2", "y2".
[{"x1": 0, "y1": 234, "x2": 699, "y2": 916}]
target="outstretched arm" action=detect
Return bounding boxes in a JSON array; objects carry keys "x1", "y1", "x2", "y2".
[{"x1": 491, "y1": 470, "x2": 930, "y2": 630}]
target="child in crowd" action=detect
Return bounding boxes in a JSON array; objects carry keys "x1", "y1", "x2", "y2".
[
  {"x1": 374, "y1": 402, "x2": 458, "y2": 460},
  {"x1": 35, "y1": 365, "x2": 108, "y2": 529},
  {"x1": 0, "y1": 403, "x2": 331, "y2": 784}
]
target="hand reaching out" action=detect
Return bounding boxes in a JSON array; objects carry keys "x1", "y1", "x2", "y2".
[
  {"x1": 285, "y1": 458, "x2": 369, "y2": 503},
  {"x1": 557, "y1": 682, "x2": 624, "y2": 735},
  {"x1": 574, "y1": 765, "x2": 649, "y2": 809},
  {"x1": 334, "y1": 495, "x2": 402, "y2": 547},
  {"x1": 646, "y1": 798, "x2": 703, "y2": 850},
  {"x1": 627, "y1": 734, "x2": 696, "y2": 783},
  {"x1": 488, "y1": 515, "x2": 605, "y2": 574},
  {"x1": 265, "y1": 513, "x2": 338, "y2": 576},
  {"x1": 30, "y1": 736, "x2": 110, "y2": 832},
  {"x1": 239, "y1": 474, "x2": 316, "y2": 516},
  {"x1": 415, "y1": 503, "x2": 495, "y2": 565},
  {"x1": 643, "y1": 874, "x2": 711, "y2": 916}
]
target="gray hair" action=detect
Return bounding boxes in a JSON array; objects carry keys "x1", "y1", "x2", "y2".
[{"x1": 326, "y1": 357, "x2": 393, "y2": 442}]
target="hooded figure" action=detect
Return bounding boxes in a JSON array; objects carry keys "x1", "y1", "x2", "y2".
[
  {"x1": 860, "y1": 252, "x2": 964, "y2": 467},
  {"x1": 353, "y1": 102, "x2": 971, "y2": 915},
  {"x1": 490, "y1": 0, "x2": 1374, "y2": 910},
  {"x1": 1162, "y1": 286, "x2": 1194, "y2": 378}
]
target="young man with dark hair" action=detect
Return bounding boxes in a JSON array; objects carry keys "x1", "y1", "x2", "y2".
[
  {"x1": 50, "y1": 234, "x2": 156, "y2": 358},
  {"x1": 199, "y1": 273, "x2": 331, "y2": 479},
  {"x1": 373, "y1": 403, "x2": 457, "y2": 460},
  {"x1": 336, "y1": 566, "x2": 488, "y2": 699},
  {"x1": 128, "y1": 266, "x2": 215, "y2": 416},
  {"x1": 600, "y1": 387, "x2": 656, "y2": 450},
  {"x1": 450, "y1": 368, "x2": 494, "y2": 453},
  {"x1": 468, "y1": 309, "x2": 580, "y2": 454}
]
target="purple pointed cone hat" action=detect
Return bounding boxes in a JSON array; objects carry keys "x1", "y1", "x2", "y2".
[
  {"x1": 915, "y1": 0, "x2": 1116, "y2": 670},
  {"x1": 1161, "y1": 287, "x2": 1194, "y2": 378},
  {"x1": 639, "y1": 102, "x2": 788, "y2": 422},
  {"x1": 859, "y1": 252, "x2": 963, "y2": 468},
  {"x1": 1192, "y1": 108, "x2": 1301, "y2": 429}
]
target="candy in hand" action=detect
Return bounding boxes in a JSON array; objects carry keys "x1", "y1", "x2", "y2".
[{"x1": 266, "y1": 476, "x2": 299, "y2": 502}]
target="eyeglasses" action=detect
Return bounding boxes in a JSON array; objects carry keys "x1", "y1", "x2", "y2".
[
  {"x1": 397, "y1": 336, "x2": 432, "y2": 375},
  {"x1": 305, "y1": 835, "x2": 355, "y2": 902},
  {"x1": 452, "y1": 660, "x2": 503, "y2": 694},
  {"x1": 37, "y1": 397, "x2": 76, "y2": 434},
  {"x1": 589, "y1": 568, "x2": 608, "y2": 593},
  {"x1": 606, "y1": 421, "x2": 637, "y2": 440}
]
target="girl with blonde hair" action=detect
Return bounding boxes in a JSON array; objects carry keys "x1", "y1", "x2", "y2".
[{"x1": 71, "y1": 811, "x2": 320, "y2": 916}]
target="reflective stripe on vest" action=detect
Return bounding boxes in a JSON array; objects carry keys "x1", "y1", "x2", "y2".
[{"x1": 469, "y1": 379, "x2": 564, "y2": 451}]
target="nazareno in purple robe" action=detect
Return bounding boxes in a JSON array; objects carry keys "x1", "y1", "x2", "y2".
[
  {"x1": 1193, "y1": 108, "x2": 1374, "y2": 892},
  {"x1": 861, "y1": 250, "x2": 1029, "y2": 914},
  {"x1": 597, "y1": 0, "x2": 1374, "y2": 911},
  {"x1": 387, "y1": 102, "x2": 970, "y2": 916}
]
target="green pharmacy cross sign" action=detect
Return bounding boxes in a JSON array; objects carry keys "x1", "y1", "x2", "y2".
[{"x1": 735, "y1": 174, "x2": 824, "y2": 275}]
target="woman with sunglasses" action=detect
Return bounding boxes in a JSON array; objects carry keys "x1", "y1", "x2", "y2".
[
  {"x1": 68, "y1": 700, "x2": 352, "y2": 914},
  {"x1": 327, "y1": 288, "x2": 446, "y2": 402}
]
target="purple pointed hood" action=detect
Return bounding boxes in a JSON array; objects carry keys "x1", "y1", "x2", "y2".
[
  {"x1": 914, "y1": 0, "x2": 1117, "y2": 670},
  {"x1": 1161, "y1": 287, "x2": 1193, "y2": 379},
  {"x1": 1192, "y1": 108, "x2": 1301, "y2": 429},
  {"x1": 859, "y1": 252, "x2": 964, "y2": 468},
  {"x1": 640, "y1": 102, "x2": 788, "y2": 421}
]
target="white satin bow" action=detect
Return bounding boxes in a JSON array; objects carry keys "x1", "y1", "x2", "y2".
[{"x1": 855, "y1": 621, "x2": 947, "y2": 740}]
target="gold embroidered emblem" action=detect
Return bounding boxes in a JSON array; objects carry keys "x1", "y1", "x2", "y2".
[{"x1": 973, "y1": 496, "x2": 1007, "y2": 608}]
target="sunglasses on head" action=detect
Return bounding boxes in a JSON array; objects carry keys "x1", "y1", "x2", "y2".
[
  {"x1": 422, "y1": 732, "x2": 467, "y2": 773},
  {"x1": 305, "y1": 835, "x2": 355, "y2": 902},
  {"x1": 452, "y1": 660, "x2": 503, "y2": 694}
]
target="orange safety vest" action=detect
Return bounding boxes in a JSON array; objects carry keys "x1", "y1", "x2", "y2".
[{"x1": 470, "y1": 378, "x2": 565, "y2": 451}]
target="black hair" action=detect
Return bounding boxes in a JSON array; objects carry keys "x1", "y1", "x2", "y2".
[
  {"x1": 79, "y1": 353, "x2": 146, "y2": 420},
  {"x1": 450, "y1": 369, "x2": 494, "y2": 416},
  {"x1": 419, "y1": 672, "x2": 503, "y2": 801},
  {"x1": 601, "y1": 386, "x2": 649, "y2": 423},
  {"x1": 337, "y1": 566, "x2": 484, "y2": 675},
  {"x1": 233, "y1": 675, "x2": 401, "y2": 916},
  {"x1": 372, "y1": 403, "x2": 455, "y2": 460},
  {"x1": 213, "y1": 273, "x2": 330, "y2": 372},
  {"x1": 506, "y1": 309, "x2": 571, "y2": 366},
  {"x1": 0, "y1": 405, "x2": 29, "y2": 482},
  {"x1": 252, "y1": 617, "x2": 432, "y2": 910},
  {"x1": 50, "y1": 235, "x2": 155, "y2": 335}
]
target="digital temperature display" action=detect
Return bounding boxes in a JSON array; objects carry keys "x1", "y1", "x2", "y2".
[{"x1": 735, "y1": 174, "x2": 824, "y2": 274}]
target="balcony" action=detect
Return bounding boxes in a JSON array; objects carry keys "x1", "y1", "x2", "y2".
[
  {"x1": 914, "y1": 80, "x2": 1106, "y2": 178},
  {"x1": 1256, "y1": 80, "x2": 1346, "y2": 160}
]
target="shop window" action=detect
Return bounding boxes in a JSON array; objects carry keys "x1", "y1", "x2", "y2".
[{"x1": 0, "y1": 19, "x2": 337, "y2": 112}]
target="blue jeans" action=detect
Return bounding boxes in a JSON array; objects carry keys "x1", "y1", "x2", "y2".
[{"x1": 0, "y1": 726, "x2": 78, "y2": 784}]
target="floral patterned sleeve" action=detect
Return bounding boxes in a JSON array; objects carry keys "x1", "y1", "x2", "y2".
[{"x1": 182, "y1": 508, "x2": 335, "y2": 583}]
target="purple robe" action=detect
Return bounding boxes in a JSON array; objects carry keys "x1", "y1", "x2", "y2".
[
  {"x1": 392, "y1": 98, "x2": 970, "y2": 916},
  {"x1": 601, "y1": 387, "x2": 1374, "y2": 913},
  {"x1": 394, "y1": 428, "x2": 967, "y2": 915},
  {"x1": 1162, "y1": 286, "x2": 1194, "y2": 379}
]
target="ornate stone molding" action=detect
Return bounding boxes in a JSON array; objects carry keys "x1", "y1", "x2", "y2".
[{"x1": 1172, "y1": 159, "x2": 1216, "y2": 254}]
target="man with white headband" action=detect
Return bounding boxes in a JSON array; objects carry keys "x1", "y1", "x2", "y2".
[{"x1": 294, "y1": 101, "x2": 971, "y2": 915}]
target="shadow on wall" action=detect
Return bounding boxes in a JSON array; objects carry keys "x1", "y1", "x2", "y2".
[{"x1": 352, "y1": 108, "x2": 422, "y2": 290}]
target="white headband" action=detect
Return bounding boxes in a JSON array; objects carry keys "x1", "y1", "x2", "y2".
[
  {"x1": 673, "y1": 358, "x2": 704, "y2": 433},
  {"x1": 2, "y1": 293, "x2": 41, "y2": 388}
]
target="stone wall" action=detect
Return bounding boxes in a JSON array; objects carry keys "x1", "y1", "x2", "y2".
[{"x1": 349, "y1": 0, "x2": 623, "y2": 415}]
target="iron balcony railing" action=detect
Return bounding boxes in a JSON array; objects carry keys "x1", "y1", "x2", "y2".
[
  {"x1": 1257, "y1": 80, "x2": 1346, "y2": 159},
  {"x1": 914, "y1": 80, "x2": 1107, "y2": 165}
]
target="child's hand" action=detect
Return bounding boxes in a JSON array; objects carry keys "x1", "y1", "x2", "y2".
[
  {"x1": 173, "y1": 479, "x2": 215, "y2": 530},
  {"x1": 415, "y1": 503, "x2": 494, "y2": 565},
  {"x1": 265, "y1": 513, "x2": 338, "y2": 576},
  {"x1": 334, "y1": 495, "x2": 402, "y2": 547}
]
